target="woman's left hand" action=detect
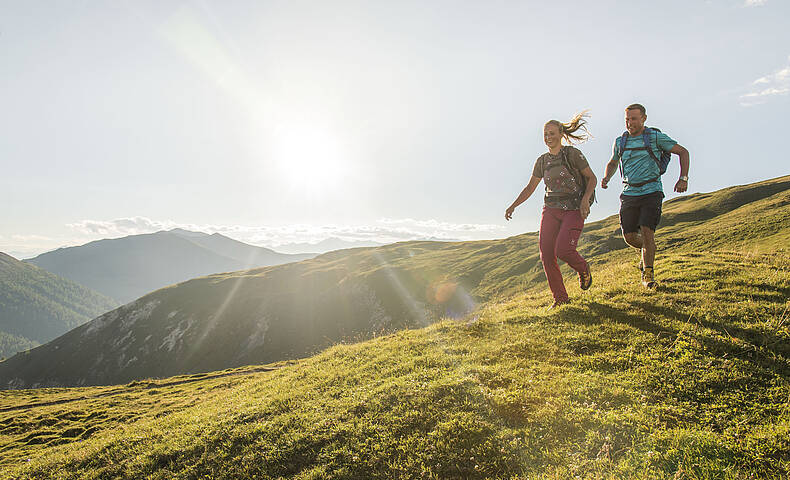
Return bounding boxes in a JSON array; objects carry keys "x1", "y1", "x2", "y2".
[{"x1": 580, "y1": 201, "x2": 590, "y2": 220}]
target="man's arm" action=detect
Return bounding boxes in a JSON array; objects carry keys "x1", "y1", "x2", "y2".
[
  {"x1": 670, "y1": 143, "x2": 690, "y2": 193},
  {"x1": 601, "y1": 150, "x2": 619, "y2": 189},
  {"x1": 505, "y1": 175, "x2": 542, "y2": 220}
]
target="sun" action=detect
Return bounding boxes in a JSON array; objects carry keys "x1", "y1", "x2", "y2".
[{"x1": 270, "y1": 125, "x2": 348, "y2": 191}]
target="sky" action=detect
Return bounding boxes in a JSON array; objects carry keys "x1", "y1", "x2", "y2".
[{"x1": 2, "y1": 0, "x2": 789, "y2": 258}]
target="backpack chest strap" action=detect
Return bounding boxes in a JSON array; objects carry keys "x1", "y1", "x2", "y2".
[
  {"x1": 618, "y1": 131, "x2": 660, "y2": 163},
  {"x1": 618, "y1": 129, "x2": 662, "y2": 187}
]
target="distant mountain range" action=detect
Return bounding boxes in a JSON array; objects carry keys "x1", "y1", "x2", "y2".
[
  {"x1": 26, "y1": 229, "x2": 315, "y2": 304},
  {"x1": 0, "y1": 252, "x2": 118, "y2": 359},
  {"x1": 3, "y1": 176, "x2": 789, "y2": 389},
  {"x1": 272, "y1": 237, "x2": 388, "y2": 254},
  {"x1": 273, "y1": 237, "x2": 463, "y2": 254}
]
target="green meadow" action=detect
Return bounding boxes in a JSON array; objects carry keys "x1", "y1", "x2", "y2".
[{"x1": 2, "y1": 176, "x2": 789, "y2": 479}]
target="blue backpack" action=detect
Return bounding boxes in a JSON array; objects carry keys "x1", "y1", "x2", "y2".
[{"x1": 617, "y1": 127, "x2": 671, "y2": 187}]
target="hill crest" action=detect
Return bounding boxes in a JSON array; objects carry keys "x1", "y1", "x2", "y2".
[
  {"x1": 1, "y1": 175, "x2": 788, "y2": 389},
  {"x1": 26, "y1": 229, "x2": 315, "y2": 303}
]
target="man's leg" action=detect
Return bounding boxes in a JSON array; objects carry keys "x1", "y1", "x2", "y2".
[
  {"x1": 619, "y1": 195, "x2": 643, "y2": 268},
  {"x1": 623, "y1": 231, "x2": 642, "y2": 249},
  {"x1": 639, "y1": 225, "x2": 657, "y2": 288},
  {"x1": 640, "y1": 225, "x2": 656, "y2": 269},
  {"x1": 637, "y1": 193, "x2": 663, "y2": 288}
]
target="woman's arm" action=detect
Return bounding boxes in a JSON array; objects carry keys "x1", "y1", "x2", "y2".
[
  {"x1": 579, "y1": 166, "x2": 597, "y2": 220},
  {"x1": 505, "y1": 175, "x2": 542, "y2": 220}
]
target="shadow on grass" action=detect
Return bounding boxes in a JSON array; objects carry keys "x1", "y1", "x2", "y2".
[
  {"x1": 729, "y1": 280, "x2": 790, "y2": 302},
  {"x1": 558, "y1": 301, "x2": 790, "y2": 383}
]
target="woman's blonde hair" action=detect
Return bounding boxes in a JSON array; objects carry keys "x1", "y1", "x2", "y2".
[{"x1": 544, "y1": 110, "x2": 592, "y2": 144}]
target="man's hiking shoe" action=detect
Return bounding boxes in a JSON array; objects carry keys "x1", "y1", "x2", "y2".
[
  {"x1": 641, "y1": 267, "x2": 657, "y2": 289},
  {"x1": 548, "y1": 299, "x2": 570, "y2": 310},
  {"x1": 579, "y1": 266, "x2": 592, "y2": 290}
]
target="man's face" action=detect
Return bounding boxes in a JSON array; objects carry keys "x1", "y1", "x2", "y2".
[{"x1": 625, "y1": 109, "x2": 647, "y2": 135}]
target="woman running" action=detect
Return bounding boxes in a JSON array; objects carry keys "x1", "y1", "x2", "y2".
[{"x1": 505, "y1": 112, "x2": 597, "y2": 308}]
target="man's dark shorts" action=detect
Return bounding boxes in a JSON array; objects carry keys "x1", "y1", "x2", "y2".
[{"x1": 620, "y1": 191, "x2": 664, "y2": 233}]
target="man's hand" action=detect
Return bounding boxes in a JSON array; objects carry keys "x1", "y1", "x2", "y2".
[
  {"x1": 580, "y1": 200, "x2": 590, "y2": 220},
  {"x1": 505, "y1": 206, "x2": 514, "y2": 221},
  {"x1": 601, "y1": 176, "x2": 610, "y2": 189},
  {"x1": 674, "y1": 179, "x2": 688, "y2": 193}
]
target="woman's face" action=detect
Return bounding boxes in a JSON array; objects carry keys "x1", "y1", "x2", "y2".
[{"x1": 544, "y1": 124, "x2": 562, "y2": 149}]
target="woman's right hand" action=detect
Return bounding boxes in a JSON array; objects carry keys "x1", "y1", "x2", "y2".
[
  {"x1": 580, "y1": 201, "x2": 590, "y2": 220},
  {"x1": 505, "y1": 206, "x2": 514, "y2": 220}
]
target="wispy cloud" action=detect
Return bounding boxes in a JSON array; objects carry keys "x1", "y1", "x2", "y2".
[
  {"x1": 0, "y1": 234, "x2": 62, "y2": 260},
  {"x1": 743, "y1": 0, "x2": 767, "y2": 6},
  {"x1": 4, "y1": 217, "x2": 504, "y2": 258},
  {"x1": 66, "y1": 216, "x2": 505, "y2": 249},
  {"x1": 740, "y1": 57, "x2": 790, "y2": 106},
  {"x1": 11, "y1": 234, "x2": 54, "y2": 243},
  {"x1": 67, "y1": 217, "x2": 181, "y2": 236},
  {"x1": 377, "y1": 218, "x2": 502, "y2": 233}
]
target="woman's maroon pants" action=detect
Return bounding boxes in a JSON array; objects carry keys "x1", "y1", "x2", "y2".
[{"x1": 539, "y1": 207, "x2": 589, "y2": 302}]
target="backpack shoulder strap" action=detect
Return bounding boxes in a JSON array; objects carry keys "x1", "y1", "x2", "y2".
[
  {"x1": 617, "y1": 133, "x2": 629, "y2": 179},
  {"x1": 559, "y1": 146, "x2": 572, "y2": 173},
  {"x1": 561, "y1": 146, "x2": 596, "y2": 205},
  {"x1": 560, "y1": 146, "x2": 583, "y2": 185},
  {"x1": 617, "y1": 132, "x2": 629, "y2": 159},
  {"x1": 642, "y1": 128, "x2": 660, "y2": 164}
]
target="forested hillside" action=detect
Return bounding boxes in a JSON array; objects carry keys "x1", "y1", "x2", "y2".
[{"x1": 0, "y1": 253, "x2": 117, "y2": 359}]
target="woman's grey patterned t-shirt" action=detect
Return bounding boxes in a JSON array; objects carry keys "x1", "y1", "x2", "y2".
[{"x1": 532, "y1": 146, "x2": 590, "y2": 210}]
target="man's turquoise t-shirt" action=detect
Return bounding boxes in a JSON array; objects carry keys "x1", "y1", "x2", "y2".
[{"x1": 611, "y1": 129, "x2": 677, "y2": 196}]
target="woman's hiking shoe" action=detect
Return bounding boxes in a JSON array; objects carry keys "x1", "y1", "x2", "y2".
[
  {"x1": 548, "y1": 299, "x2": 570, "y2": 310},
  {"x1": 579, "y1": 266, "x2": 592, "y2": 290},
  {"x1": 641, "y1": 266, "x2": 657, "y2": 289}
]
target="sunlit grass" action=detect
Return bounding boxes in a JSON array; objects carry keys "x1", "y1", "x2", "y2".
[
  {"x1": 3, "y1": 176, "x2": 789, "y2": 478},
  {"x1": 3, "y1": 249, "x2": 788, "y2": 479}
]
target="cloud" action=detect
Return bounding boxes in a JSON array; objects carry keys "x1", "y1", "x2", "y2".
[
  {"x1": 6, "y1": 216, "x2": 504, "y2": 259},
  {"x1": 743, "y1": 0, "x2": 766, "y2": 6},
  {"x1": 11, "y1": 234, "x2": 54, "y2": 242},
  {"x1": 66, "y1": 217, "x2": 185, "y2": 237},
  {"x1": 67, "y1": 217, "x2": 180, "y2": 236},
  {"x1": 65, "y1": 216, "x2": 505, "y2": 249},
  {"x1": 377, "y1": 218, "x2": 502, "y2": 233},
  {"x1": 0, "y1": 234, "x2": 61, "y2": 259},
  {"x1": 740, "y1": 58, "x2": 790, "y2": 106}
]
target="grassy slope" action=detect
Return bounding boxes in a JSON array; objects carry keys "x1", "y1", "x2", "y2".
[
  {"x1": 2, "y1": 176, "x2": 789, "y2": 479},
  {"x1": 6, "y1": 176, "x2": 788, "y2": 389}
]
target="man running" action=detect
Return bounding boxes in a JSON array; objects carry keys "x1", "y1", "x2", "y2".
[{"x1": 600, "y1": 104, "x2": 690, "y2": 288}]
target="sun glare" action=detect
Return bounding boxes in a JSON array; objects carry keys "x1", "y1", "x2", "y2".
[{"x1": 270, "y1": 125, "x2": 348, "y2": 191}]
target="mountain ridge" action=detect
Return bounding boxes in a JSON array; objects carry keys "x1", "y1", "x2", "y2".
[
  {"x1": 2, "y1": 175, "x2": 788, "y2": 390},
  {"x1": 26, "y1": 229, "x2": 315, "y2": 303}
]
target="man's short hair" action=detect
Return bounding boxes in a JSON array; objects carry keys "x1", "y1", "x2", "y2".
[{"x1": 626, "y1": 103, "x2": 646, "y2": 115}]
